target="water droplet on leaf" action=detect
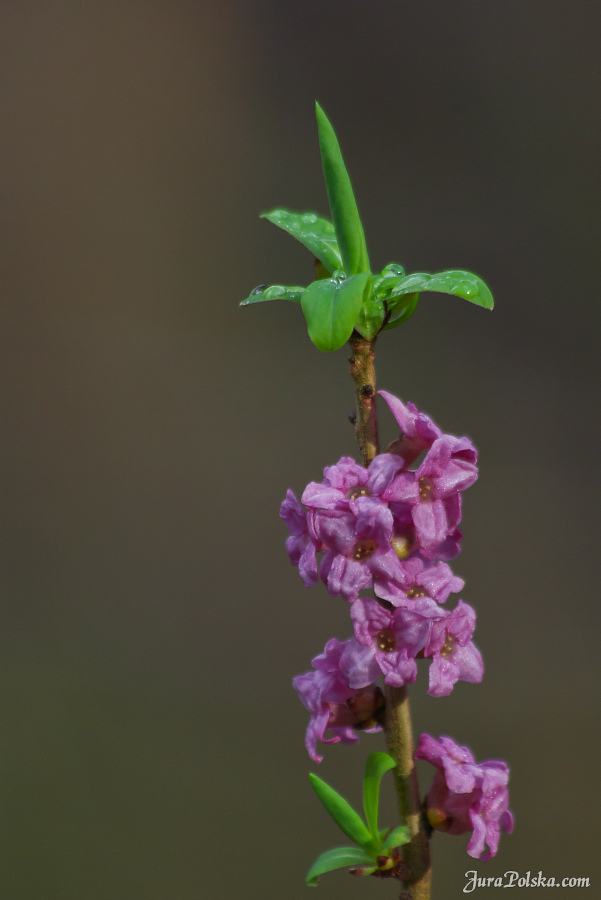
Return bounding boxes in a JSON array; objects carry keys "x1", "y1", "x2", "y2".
[
  {"x1": 453, "y1": 280, "x2": 476, "y2": 298},
  {"x1": 264, "y1": 285, "x2": 285, "y2": 299},
  {"x1": 382, "y1": 263, "x2": 405, "y2": 277}
]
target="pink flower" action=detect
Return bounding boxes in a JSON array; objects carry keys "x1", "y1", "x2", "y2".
[
  {"x1": 378, "y1": 391, "x2": 441, "y2": 467},
  {"x1": 283, "y1": 454, "x2": 414, "y2": 602},
  {"x1": 373, "y1": 556, "x2": 464, "y2": 607},
  {"x1": 280, "y1": 489, "x2": 319, "y2": 587},
  {"x1": 394, "y1": 597, "x2": 484, "y2": 696},
  {"x1": 292, "y1": 638, "x2": 383, "y2": 762},
  {"x1": 340, "y1": 598, "x2": 418, "y2": 688},
  {"x1": 415, "y1": 734, "x2": 514, "y2": 860},
  {"x1": 379, "y1": 391, "x2": 478, "y2": 555}
]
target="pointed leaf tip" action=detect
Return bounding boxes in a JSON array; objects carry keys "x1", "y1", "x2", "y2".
[
  {"x1": 239, "y1": 284, "x2": 305, "y2": 306},
  {"x1": 389, "y1": 270, "x2": 494, "y2": 310},
  {"x1": 363, "y1": 752, "x2": 396, "y2": 838},
  {"x1": 315, "y1": 104, "x2": 369, "y2": 277},
  {"x1": 309, "y1": 772, "x2": 373, "y2": 847}
]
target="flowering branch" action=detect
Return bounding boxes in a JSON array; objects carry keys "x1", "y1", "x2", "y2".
[{"x1": 242, "y1": 102, "x2": 512, "y2": 899}]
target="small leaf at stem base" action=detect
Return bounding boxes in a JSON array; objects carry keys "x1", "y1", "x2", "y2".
[{"x1": 306, "y1": 847, "x2": 377, "y2": 886}]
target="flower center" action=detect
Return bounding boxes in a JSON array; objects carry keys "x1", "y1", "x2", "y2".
[
  {"x1": 353, "y1": 539, "x2": 377, "y2": 560},
  {"x1": 347, "y1": 485, "x2": 370, "y2": 500},
  {"x1": 406, "y1": 584, "x2": 427, "y2": 599},
  {"x1": 418, "y1": 477, "x2": 434, "y2": 501},
  {"x1": 391, "y1": 536, "x2": 411, "y2": 559},
  {"x1": 440, "y1": 635, "x2": 455, "y2": 657},
  {"x1": 376, "y1": 629, "x2": 396, "y2": 652}
]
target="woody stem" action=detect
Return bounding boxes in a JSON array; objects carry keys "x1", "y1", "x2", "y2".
[{"x1": 348, "y1": 334, "x2": 431, "y2": 900}]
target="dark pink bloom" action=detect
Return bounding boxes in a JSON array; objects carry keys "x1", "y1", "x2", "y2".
[
  {"x1": 378, "y1": 391, "x2": 441, "y2": 467},
  {"x1": 415, "y1": 734, "x2": 514, "y2": 860},
  {"x1": 283, "y1": 454, "x2": 413, "y2": 602},
  {"x1": 280, "y1": 489, "x2": 319, "y2": 587},
  {"x1": 340, "y1": 599, "x2": 418, "y2": 688},
  {"x1": 394, "y1": 596, "x2": 483, "y2": 696},
  {"x1": 379, "y1": 391, "x2": 478, "y2": 555},
  {"x1": 374, "y1": 556, "x2": 464, "y2": 607},
  {"x1": 292, "y1": 638, "x2": 383, "y2": 762},
  {"x1": 425, "y1": 600, "x2": 484, "y2": 696},
  {"x1": 383, "y1": 441, "x2": 477, "y2": 552}
]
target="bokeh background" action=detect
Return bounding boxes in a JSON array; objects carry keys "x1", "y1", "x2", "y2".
[{"x1": 1, "y1": 2, "x2": 600, "y2": 898}]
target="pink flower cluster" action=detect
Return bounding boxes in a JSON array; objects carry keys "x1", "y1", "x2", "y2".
[
  {"x1": 283, "y1": 391, "x2": 513, "y2": 860},
  {"x1": 284, "y1": 392, "x2": 482, "y2": 716},
  {"x1": 281, "y1": 390, "x2": 478, "y2": 604}
]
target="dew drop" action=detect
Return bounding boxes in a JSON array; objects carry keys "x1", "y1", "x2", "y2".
[
  {"x1": 382, "y1": 263, "x2": 405, "y2": 277},
  {"x1": 264, "y1": 285, "x2": 285, "y2": 299},
  {"x1": 454, "y1": 280, "x2": 476, "y2": 298},
  {"x1": 301, "y1": 212, "x2": 318, "y2": 224}
]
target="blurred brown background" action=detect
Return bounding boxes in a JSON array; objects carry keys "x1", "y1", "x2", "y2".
[{"x1": 0, "y1": 2, "x2": 599, "y2": 898}]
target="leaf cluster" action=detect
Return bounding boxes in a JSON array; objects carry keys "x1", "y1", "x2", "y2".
[
  {"x1": 241, "y1": 103, "x2": 493, "y2": 351},
  {"x1": 305, "y1": 752, "x2": 410, "y2": 886}
]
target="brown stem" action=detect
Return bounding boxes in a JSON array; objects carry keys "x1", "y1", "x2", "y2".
[
  {"x1": 348, "y1": 334, "x2": 379, "y2": 465},
  {"x1": 348, "y1": 336, "x2": 431, "y2": 899},
  {"x1": 385, "y1": 686, "x2": 432, "y2": 899}
]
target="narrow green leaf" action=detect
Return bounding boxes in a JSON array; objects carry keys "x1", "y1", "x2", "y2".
[
  {"x1": 305, "y1": 847, "x2": 377, "y2": 886},
  {"x1": 240, "y1": 284, "x2": 305, "y2": 306},
  {"x1": 389, "y1": 270, "x2": 494, "y2": 310},
  {"x1": 301, "y1": 271, "x2": 370, "y2": 351},
  {"x1": 384, "y1": 292, "x2": 419, "y2": 329},
  {"x1": 380, "y1": 825, "x2": 410, "y2": 853},
  {"x1": 363, "y1": 752, "x2": 396, "y2": 838},
  {"x1": 315, "y1": 103, "x2": 369, "y2": 276},
  {"x1": 260, "y1": 208, "x2": 342, "y2": 275},
  {"x1": 309, "y1": 772, "x2": 373, "y2": 847}
]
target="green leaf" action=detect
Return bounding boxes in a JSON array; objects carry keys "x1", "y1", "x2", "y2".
[
  {"x1": 240, "y1": 284, "x2": 305, "y2": 306},
  {"x1": 389, "y1": 269, "x2": 494, "y2": 310},
  {"x1": 371, "y1": 263, "x2": 406, "y2": 301},
  {"x1": 380, "y1": 825, "x2": 410, "y2": 854},
  {"x1": 354, "y1": 277, "x2": 385, "y2": 340},
  {"x1": 301, "y1": 271, "x2": 370, "y2": 351},
  {"x1": 384, "y1": 292, "x2": 419, "y2": 329},
  {"x1": 305, "y1": 847, "x2": 377, "y2": 886},
  {"x1": 315, "y1": 103, "x2": 369, "y2": 277},
  {"x1": 363, "y1": 752, "x2": 396, "y2": 838},
  {"x1": 309, "y1": 772, "x2": 373, "y2": 847},
  {"x1": 260, "y1": 209, "x2": 342, "y2": 275}
]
